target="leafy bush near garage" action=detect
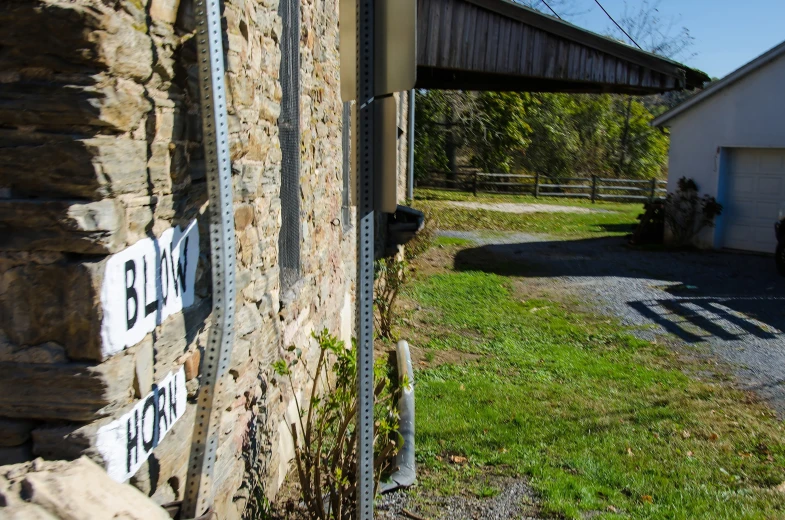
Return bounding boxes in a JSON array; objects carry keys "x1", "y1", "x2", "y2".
[
  {"x1": 665, "y1": 177, "x2": 723, "y2": 247},
  {"x1": 631, "y1": 199, "x2": 666, "y2": 245}
]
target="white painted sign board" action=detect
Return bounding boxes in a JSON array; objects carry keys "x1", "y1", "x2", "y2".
[
  {"x1": 97, "y1": 366, "x2": 187, "y2": 482},
  {"x1": 100, "y1": 220, "x2": 199, "y2": 357}
]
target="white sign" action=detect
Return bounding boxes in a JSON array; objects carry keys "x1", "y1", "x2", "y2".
[
  {"x1": 96, "y1": 367, "x2": 187, "y2": 482},
  {"x1": 100, "y1": 220, "x2": 199, "y2": 356}
]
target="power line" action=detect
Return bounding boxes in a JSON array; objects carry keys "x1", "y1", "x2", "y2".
[
  {"x1": 591, "y1": 0, "x2": 642, "y2": 50},
  {"x1": 539, "y1": 0, "x2": 562, "y2": 19}
]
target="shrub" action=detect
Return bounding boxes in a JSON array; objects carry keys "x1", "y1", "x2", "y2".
[
  {"x1": 631, "y1": 200, "x2": 665, "y2": 245},
  {"x1": 664, "y1": 177, "x2": 723, "y2": 247},
  {"x1": 272, "y1": 330, "x2": 401, "y2": 520},
  {"x1": 374, "y1": 256, "x2": 408, "y2": 340}
]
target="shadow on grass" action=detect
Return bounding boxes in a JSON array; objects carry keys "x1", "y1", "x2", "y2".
[
  {"x1": 594, "y1": 222, "x2": 637, "y2": 233},
  {"x1": 453, "y1": 236, "x2": 785, "y2": 345}
]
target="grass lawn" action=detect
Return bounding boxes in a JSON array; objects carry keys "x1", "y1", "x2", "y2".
[
  {"x1": 406, "y1": 263, "x2": 785, "y2": 519},
  {"x1": 398, "y1": 192, "x2": 785, "y2": 518},
  {"x1": 412, "y1": 188, "x2": 644, "y2": 238}
]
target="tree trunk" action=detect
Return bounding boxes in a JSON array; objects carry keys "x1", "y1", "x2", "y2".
[
  {"x1": 616, "y1": 97, "x2": 633, "y2": 176},
  {"x1": 445, "y1": 99, "x2": 457, "y2": 185}
]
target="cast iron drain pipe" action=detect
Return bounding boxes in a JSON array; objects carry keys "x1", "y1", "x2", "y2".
[{"x1": 381, "y1": 339, "x2": 416, "y2": 492}]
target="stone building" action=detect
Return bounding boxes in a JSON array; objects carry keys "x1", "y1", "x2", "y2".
[{"x1": 0, "y1": 0, "x2": 408, "y2": 517}]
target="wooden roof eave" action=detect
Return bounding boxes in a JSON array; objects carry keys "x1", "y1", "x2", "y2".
[
  {"x1": 415, "y1": 0, "x2": 709, "y2": 94},
  {"x1": 463, "y1": 0, "x2": 688, "y2": 81}
]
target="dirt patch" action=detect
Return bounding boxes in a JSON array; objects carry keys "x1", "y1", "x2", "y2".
[
  {"x1": 268, "y1": 473, "x2": 542, "y2": 520},
  {"x1": 411, "y1": 244, "x2": 456, "y2": 277},
  {"x1": 409, "y1": 343, "x2": 482, "y2": 369},
  {"x1": 376, "y1": 474, "x2": 543, "y2": 520},
  {"x1": 446, "y1": 201, "x2": 610, "y2": 214}
]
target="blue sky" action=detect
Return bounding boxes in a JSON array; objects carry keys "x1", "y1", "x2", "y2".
[{"x1": 563, "y1": 0, "x2": 785, "y2": 79}]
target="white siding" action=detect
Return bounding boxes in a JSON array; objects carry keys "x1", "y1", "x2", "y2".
[{"x1": 665, "y1": 52, "x2": 785, "y2": 249}]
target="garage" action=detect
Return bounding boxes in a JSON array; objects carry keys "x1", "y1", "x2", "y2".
[
  {"x1": 721, "y1": 148, "x2": 785, "y2": 253},
  {"x1": 653, "y1": 40, "x2": 785, "y2": 251}
]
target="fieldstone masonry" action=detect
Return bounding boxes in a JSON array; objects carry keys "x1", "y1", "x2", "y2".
[{"x1": 0, "y1": 0, "x2": 409, "y2": 517}]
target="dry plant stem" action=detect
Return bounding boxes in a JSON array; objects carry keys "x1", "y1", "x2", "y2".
[
  {"x1": 288, "y1": 370, "x2": 325, "y2": 518},
  {"x1": 289, "y1": 424, "x2": 315, "y2": 513},
  {"x1": 274, "y1": 330, "x2": 400, "y2": 519},
  {"x1": 307, "y1": 349, "x2": 326, "y2": 514}
]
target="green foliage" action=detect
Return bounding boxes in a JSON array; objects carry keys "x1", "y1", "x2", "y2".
[
  {"x1": 407, "y1": 269, "x2": 785, "y2": 518},
  {"x1": 467, "y1": 92, "x2": 532, "y2": 173},
  {"x1": 614, "y1": 96, "x2": 670, "y2": 178},
  {"x1": 273, "y1": 330, "x2": 401, "y2": 519},
  {"x1": 665, "y1": 177, "x2": 723, "y2": 247},
  {"x1": 519, "y1": 93, "x2": 581, "y2": 179},
  {"x1": 413, "y1": 90, "x2": 450, "y2": 181},
  {"x1": 415, "y1": 90, "x2": 670, "y2": 182},
  {"x1": 374, "y1": 256, "x2": 409, "y2": 340}
]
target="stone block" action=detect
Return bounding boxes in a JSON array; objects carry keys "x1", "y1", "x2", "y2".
[
  {"x1": 0, "y1": 457, "x2": 170, "y2": 520},
  {"x1": 151, "y1": 298, "x2": 211, "y2": 379},
  {"x1": 183, "y1": 348, "x2": 201, "y2": 381},
  {"x1": 0, "y1": 131, "x2": 148, "y2": 200},
  {"x1": 0, "y1": 444, "x2": 33, "y2": 466},
  {"x1": 234, "y1": 203, "x2": 255, "y2": 230},
  {"x1": 0, "y1": 76, "x2": 150, "y2": 134},
  {"x1": 0, "y1": 341, "x2": 67, "y2": 365},
  {"x1": 0, "y1": 419, "x2": 35, "y2": 447},
  {"x1": 31, "y1": 424, "x2": 95, "y2": 462},
  {"x1": 133, "y1": 339, "x2": 154, "y2": 398},
  {"x1": 0, "y1": 356, "x2": 134, "y2": 422},
  {"x1": 0, "y1": 255, "x2": 104, "y2": 361},
  {"x1": 0, "y1": 1, "x2": 153, "y2": 82},
  {"x1": 234, "y1": 302, "x2": 264, "y2": 338},
  {"x1": 0, "y1": 199, "x2": 126, "y2": 254},
  {"x1": 96, "y1": 10, "x2": 155, "y2": 82}
]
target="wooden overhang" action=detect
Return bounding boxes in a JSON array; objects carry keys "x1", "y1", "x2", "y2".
[{"x1": 416, "y1": 0, "x2": 709, "y2": 94}]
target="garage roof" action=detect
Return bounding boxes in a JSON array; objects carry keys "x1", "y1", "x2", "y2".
[
  {"x1": 652, "y1": 40, "x2": 785, "y2": 127},
  {"x1": 416, "y1": 0, "x2": 709, "y2": 94}
]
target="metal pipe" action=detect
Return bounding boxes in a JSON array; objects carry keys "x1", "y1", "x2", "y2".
[
  {"x1": 407, "y1": 89, "x2": 415, "y2": 200},
  {"x1": 381, "y1": 340, "x2": 416, "y2": 493}
]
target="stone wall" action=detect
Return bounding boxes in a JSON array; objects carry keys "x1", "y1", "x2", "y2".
[{"x1": 0, "y1": 0, "x2": 395, "y2": 518}]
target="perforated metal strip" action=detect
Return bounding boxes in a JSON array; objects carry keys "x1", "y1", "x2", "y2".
[
  {"x1": 181, "y1": 0, "x2": 236, "y2": 517},
  {"x1": 356, "y1": 0, "x2": 375, "y2": 512}
]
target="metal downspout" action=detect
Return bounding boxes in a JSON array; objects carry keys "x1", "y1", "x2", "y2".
[
  {"x1": 381, "y1": 340, "x2": 416, "y2": 492},
  {"x1": 181, "y1": 0, "x2": 237, "y2": 516}
]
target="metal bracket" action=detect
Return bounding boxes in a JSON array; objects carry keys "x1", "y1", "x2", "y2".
[{"x1": 181, "y1": 0, "x2": 237, "y2": 516}]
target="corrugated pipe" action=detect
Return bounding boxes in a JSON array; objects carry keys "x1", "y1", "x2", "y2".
[{"x1": 381, "y1": 340, "x2": 416, "y2": 493}]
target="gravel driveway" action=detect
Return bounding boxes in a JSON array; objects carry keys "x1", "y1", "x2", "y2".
[{"x1": 446, "y1": 231, "x2": 785, "y2": 416}]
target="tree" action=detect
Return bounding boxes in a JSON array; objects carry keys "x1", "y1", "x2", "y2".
[
  {"x1": 414, "y1": 90, "x2": 533, "y2": 179},
  {"x1": 468, "y1": 92, "x2": 533, "y2": 173},
  {"x1": 518, "y1": 93, "x2": 579, "y2": 179},
  {"x1": 413, "y1": 90, "x2": 449, "y2": 182},
  {"x1": 605, "y1": 0, "x2": 696, "y2": 177}
]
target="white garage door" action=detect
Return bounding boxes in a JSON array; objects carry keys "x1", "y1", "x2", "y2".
[{"x1": 723, "y1": 148, "x2": 785, "y2": 253}]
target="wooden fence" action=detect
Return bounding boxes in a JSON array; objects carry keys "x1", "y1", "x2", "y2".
[{"x1": 421, "y1": 171, "x2": 667, "y2": 203}]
